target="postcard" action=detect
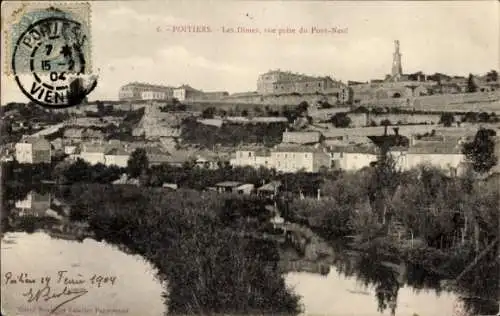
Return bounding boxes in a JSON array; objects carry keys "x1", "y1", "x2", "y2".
[{"x1": 1, "y1": 1, "x2": 499, "y2": 316}]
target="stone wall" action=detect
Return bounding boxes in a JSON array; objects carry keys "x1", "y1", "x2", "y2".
[{"x1": 358, "y1": 91, "x2": 500, "y2": 112}]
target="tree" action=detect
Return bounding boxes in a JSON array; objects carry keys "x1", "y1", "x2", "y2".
[
  {"x1": 462, "y1": 112, "x2": 478, "y2": 123},
  {"x1": 218, "y1": 109, "x2": 227, "y2": 117},
  {"x1": 462, "y1": 128, "x2": 498, "y2": 174},
  {"x1": 486, "y1": 70, "x2": 498, "y2": 82},
  {"x1": 330, "y1": 112, "x2": 351, "y2": 128},
  {"x1": 352, "y1": 106, "x2": 369, "y2": 114},
  {"x1": 380, "y1": 119, "x2": 392, "y2": 126},
  {"x1": 318, "y1": 100, "x2": 332, "y2": 109},
  {"x1": 439, "y1": 113, "x2": 455, "y2": 127},
  {"x1": 296, "y1": 101, "x2": 309, "y2": 115},
  {"x1": 466, "y1": 74, "x2": 477, "y2": 93},
  {"x1": 201, "y1": 107, "x2": 216, "y2": 119},
  {"x1": 477, "y1": 112, "x2": 490, "y2": 123},
  {"x1": 127, "y1": 148, "x2": 149, "y2": 178}
]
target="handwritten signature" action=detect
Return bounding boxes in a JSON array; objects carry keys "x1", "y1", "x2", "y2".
[{"x1": 22, "y1": 284, "x2": 89, "y2": 314}]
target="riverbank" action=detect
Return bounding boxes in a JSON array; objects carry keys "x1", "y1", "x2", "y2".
[
  {"x1": 280, "y1": 165, "x2": 499, "y2": 315},
  {"x1": 57, "y1": 184, "x2": 303, "y2": 315}
]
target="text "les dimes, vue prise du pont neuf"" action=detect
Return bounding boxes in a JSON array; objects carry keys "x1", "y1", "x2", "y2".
[{"x1": 165, "y1": 25, "x2": 348, "y2": 34}]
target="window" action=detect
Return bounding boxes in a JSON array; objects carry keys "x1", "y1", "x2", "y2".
[
  {"x1": 304, "y1": 154, "x2": 308, "y2": 158},
  {"x1": 248, "y1": 152, "x2": 252, "y2": 157},
  {"x1": 285, "y1": 154, "x2": 287, "y2": 158}
]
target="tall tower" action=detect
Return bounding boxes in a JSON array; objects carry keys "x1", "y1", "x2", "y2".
[{"x1": 391, "y1": 40, "x2": 403, "y2": 81}]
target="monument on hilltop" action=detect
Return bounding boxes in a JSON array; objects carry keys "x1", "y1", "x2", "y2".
[{"x1": 391, "y1": 40, "x2": 403, "y2": 81}]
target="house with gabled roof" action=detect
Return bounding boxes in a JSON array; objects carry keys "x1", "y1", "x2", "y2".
[
  {"x1": 329, "y1": 144, "x2": 380, "y2": 171},
  {"x1": 404, "y1": 141, "x2": 466, "y2": 174},
  {"x1": 231, "y1": 145, "x2": 272, "y2": 169},
  {"x1": 271, "y1": 144, "x2": 331, "y2": 173},
  {"x1": 80, "y1": 144, "x2": 106, "y2": 165}
]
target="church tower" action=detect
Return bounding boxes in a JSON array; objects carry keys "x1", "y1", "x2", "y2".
[{"x1": 391, "y1": 40, "x2": 403, "y2": 81}]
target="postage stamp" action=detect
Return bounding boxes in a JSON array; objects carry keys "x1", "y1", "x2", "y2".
[{"x1": 4, "y1": 2, "x2": 95, "y2": 108}]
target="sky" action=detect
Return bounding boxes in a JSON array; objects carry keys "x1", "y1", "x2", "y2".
[{"x1": 1, "y1": 0, "x2": 499, "y2": 103}]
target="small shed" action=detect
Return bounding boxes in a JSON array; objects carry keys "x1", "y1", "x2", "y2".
[
  {"x1": 162, "y1": 183, "x2": 178, "y2": 190},
  {"x1": 214, "y1": 181, "x2": 242, "y2": 193},
  {"x1": 257, "y1": 181, "x2": 282, "y2": 197},
  {"x1": 236, "y1": 183, "x2": 254, "y2": 195}
]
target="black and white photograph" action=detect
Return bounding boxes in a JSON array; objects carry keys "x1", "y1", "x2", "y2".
[{"x1": 1, "y1": 1, "x2": 499, "y2": 315}]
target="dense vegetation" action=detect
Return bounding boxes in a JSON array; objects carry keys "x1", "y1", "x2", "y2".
[
  {"x1": 181, "y1": 117, "x2": 287, "y2": 147},
  {"x1": 61, "y1": 185, "x2": 302, "y2": 315},
  {"x1": 283, "y1": 161, "x2": 499, "y2": 315}
]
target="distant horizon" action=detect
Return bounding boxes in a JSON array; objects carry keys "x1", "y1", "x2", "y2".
[
  {"x1": 2, "y1": 67, "x2": 498, "y2": 106},
  {"x1": 2, "y1": 1, "x2": 498, "y2": 103}
]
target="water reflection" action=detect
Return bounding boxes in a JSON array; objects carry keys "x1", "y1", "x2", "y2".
[
  {"x1": 2, "y1": 187, "x2": 498, "y2": 316},
  {"x1": 286, "y1": 270, "x2": 457, "y2": 316},
  {"x1": 1, "y1": 232, "x2": 165, "y2": 316}
]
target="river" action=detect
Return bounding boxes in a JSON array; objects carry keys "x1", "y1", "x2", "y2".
[
  {"x1": 286, "y1": 271, "x2": 458, "y2": 316},
  {"x1": 2, "y1": 231, "x2": 461, "y2": 316},
  {"x1": 1, "y1": 232, "x2": 166, "y2": 316}
]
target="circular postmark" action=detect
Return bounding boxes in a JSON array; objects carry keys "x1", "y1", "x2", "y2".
[{"x1": 12, "y1": 17, "x2": 95, "y2": 108}]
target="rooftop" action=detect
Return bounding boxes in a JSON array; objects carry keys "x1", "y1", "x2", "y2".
[
  {"x1": 273, "y1": 144, "x2": 328, "y2": 153},
  {"x1": 258, "y1": 181, "x2": 282, "y2": 192},
  {"x1": 407, "y1": 142, "x2": 463, "y2": 155},
  {"x1": 215, "y1": 181, "x2": 242, "y2": 187},
  {"x1": 122, "y1": 82, "x2": 175, "y2": 90},
  {"x1": 106, "y1": 147, "x2": 129, "y2": 155},
  {"x1": 329, "y1": 145, "x2": 380, "y2": 155},
  {"x1": 176, "y1": 84, "x2": 202, "y2": 92},
  {"x1": 17, "y1": 136, "x2": 51, "y2": 149},
  {"x1": 274, "y1": 76, "x2": 333, "y2": 84}
]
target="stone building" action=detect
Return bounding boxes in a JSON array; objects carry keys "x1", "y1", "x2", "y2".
[
  {"x1": 15, "y1": 136, "x2": 51, "y2": 163},
  {"x1": 257, "y1": 69, "x2": 345, "y2": 96},
  {"x1": 119, "y1": 82, "x2": 175, "y2": 101},
  {"x1": 173, "y1": 84, "x2": 204, "y2": 101},
  {"x1": 271, "y1": 145, "x2": 331, "y2": 173},
  {"x1": 141, "y1": 91, "x2": 168, "y2": 100},
  {"x1": 231, "y1": 146, "x2": 272, "y2": 169}
]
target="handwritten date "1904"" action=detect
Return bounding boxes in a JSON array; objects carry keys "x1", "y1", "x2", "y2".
[{"x1": 3, "y1": 270, "x2": 117, "y2": 287}]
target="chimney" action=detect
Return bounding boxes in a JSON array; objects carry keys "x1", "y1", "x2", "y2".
[{"x1": 393, "y1": 127, "x2": 399, "y2": 136}]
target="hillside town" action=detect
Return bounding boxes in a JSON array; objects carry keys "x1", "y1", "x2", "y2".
[{"x1": 2, "y1": 41, "x2": 499, "y2": 181}]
